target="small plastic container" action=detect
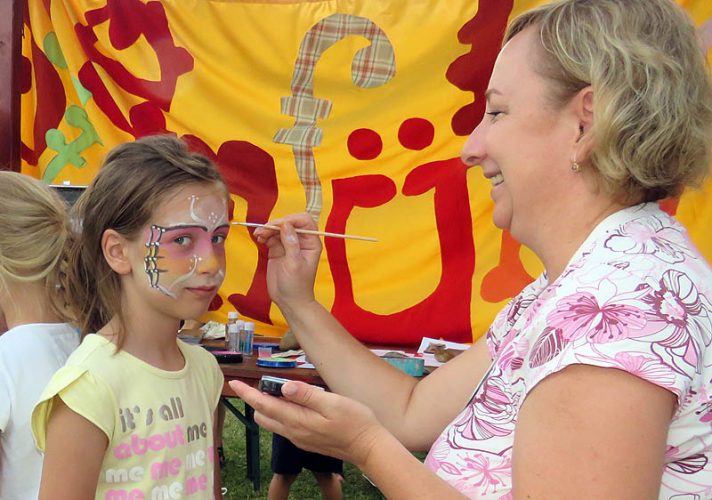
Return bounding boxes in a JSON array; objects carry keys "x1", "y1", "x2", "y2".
[
  {"x1": 239, "y1": 321, "x2": 255, "y2": 355},
  {"x1": 257, "y1": 346, "x2": 272, "y2": 358},
  {"x1": 227, "y1": 319, "x2": 243, "y2": 352},
  {"x1": 225, "y1": 311, "x2": 239, "y2": 350}
]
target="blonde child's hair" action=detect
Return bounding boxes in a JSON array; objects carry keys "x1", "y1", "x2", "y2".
[{"x1": 0, "y1": 171, "x2": 72, "y2": 320}]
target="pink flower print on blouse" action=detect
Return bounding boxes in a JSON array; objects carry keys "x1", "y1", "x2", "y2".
[
  {"x1": 547, "y1": 279, "x2": 649, "y2": 343},
  {"x1": 576, "y1": 351, "x2": 677, "y2": 391},
  {"x1": 452, "y1": 453, "x2": 512, "y2": 498},
  {"x1": 448, "y1": 373, "x2": 518, "y2": 446},
  {"x1": 604, "y1": 214, "x2": 691, "y2": 263},
  {"x1": 496, "y1": 330, "x2": 528, "y2": 372},
  {"x1": 642, "y1": 270, "x2": 712, "y2": 373},
  {"x1": 529, "y1": 327, "x2": 568, "y2": 368}
]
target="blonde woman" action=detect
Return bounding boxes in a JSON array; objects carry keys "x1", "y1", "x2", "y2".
[
  {"x1": 0, "y1": 172, "x2": 79, "y2": 499},
  {"x1": 230, "y1": 0, "x2": 712, "y2": 498}
]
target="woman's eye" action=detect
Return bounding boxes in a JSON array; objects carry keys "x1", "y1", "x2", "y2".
[
  {"x1": 486, "y1": 111, "x2": 502, "y2": 120},
  {"x1": 212, "y1": 234, "x2": 227, "y2": 245}
]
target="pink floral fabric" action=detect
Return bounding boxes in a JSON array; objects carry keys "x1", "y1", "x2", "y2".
[{"x1": 425, "y1": 204, "x2": 712, "y2": 498}]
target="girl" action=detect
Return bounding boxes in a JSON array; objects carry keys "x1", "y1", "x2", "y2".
[
  {"x1": 32, "y1": 136, "x2": 229, "y2": 499},
  {"x1": 0, "y1": 172, "x2": 80, "y2": 499}
]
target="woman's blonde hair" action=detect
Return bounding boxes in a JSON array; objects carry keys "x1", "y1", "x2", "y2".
[
  {"x1": 506, "y1": 0, "x2": 712, "y2": 203},
  {"x1": 66, "y1": 135, "x2": 227, "y2": 347},
  {"x1": 0, "y1": 171, "x2": 72, "y2": 320}
]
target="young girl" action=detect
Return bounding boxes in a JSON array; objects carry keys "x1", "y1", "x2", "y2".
[
  {"x1": 0, "y1": 172, "x2": 80, "y2": 499},
  {"x1": 32, "y1": 136, "x2": 229, "y2": 499}
]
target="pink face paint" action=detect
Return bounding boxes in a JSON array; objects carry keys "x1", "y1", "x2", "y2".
[{"x1": 144, "y1": 194, "x2": 229, "y2": 299}]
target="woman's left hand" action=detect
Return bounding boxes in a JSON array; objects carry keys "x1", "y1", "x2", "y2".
[{"x1": 228, "y1": 379, "x2": 386, "y2": 468}]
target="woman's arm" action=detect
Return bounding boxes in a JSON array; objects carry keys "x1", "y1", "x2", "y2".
[
  {"x1": 254, "y1": 214, "x2": 493, "y2": 449},
  {"x1": 229, "y1": 379, "x2": 467, "y2": 499},
  {"x1": 39, "y1": 397, "x2": 108, "y2": 500},
  {"x1": 513, "y1": 364, "x2": 675, "y2": 499}
]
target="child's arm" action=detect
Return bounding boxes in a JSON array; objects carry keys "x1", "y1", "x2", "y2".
[
  {"x1": 39, "y1": 397, "x2": 108, "y2": 500},
  {"x1": 213, "y1": 408, "x2": 222, "y2": 499}
]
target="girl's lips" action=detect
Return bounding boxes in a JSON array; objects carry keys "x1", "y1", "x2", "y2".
[{"x1": 186, "y1": 286, "x2": 218, "y2": 297}]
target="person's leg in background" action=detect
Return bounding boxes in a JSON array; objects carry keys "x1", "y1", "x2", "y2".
[
  {"x1": 312, "y1": 471, "x2": 343, "y2": 500},
  {"x1": 305, "y1": 446, "x2": 343, "y2": 500},
  {"x1": 268, "y1": 433, "x2": 302, "y2": 500}
]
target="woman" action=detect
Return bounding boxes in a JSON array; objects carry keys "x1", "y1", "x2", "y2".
[{"x1": 230, "y1": 0, "x2": 712, "y2": 498}]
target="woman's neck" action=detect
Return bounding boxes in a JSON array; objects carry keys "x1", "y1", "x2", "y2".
[{"x1": 525, "y1": 197, "x2": 631, "y2": 284}]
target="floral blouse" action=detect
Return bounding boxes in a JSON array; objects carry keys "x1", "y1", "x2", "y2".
[{"x1": 425, "y1": 203, "x2": 712, "y2": 499}]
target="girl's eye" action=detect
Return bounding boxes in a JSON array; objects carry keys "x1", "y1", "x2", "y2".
[
  {"x1": 174, "y1": 235, "x2": 192, "y2": 246},
  {"x1": 486, "y1": 111, "x2": 502, "y2": 120},
  {"x1": 212, "y1": 234, "x2": 227, "y2": 245}
]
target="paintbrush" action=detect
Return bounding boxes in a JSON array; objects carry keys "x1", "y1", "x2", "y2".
[{"x1": 232, "y1": 221, "x2": 378, "y2": 242}]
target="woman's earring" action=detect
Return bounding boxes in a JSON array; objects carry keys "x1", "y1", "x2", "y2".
[{"x1": 571, "y1": 161, "x2": 581, "y2": 173}]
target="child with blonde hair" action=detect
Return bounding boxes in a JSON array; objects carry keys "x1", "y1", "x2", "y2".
[{"x1": 0, "y1": 172, "x2": 79, "y2": 499}]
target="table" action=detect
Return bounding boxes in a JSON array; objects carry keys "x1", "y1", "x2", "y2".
[
  {"x1": 205, "y1": 338, "x2": 424, "y2": 491},
  {"x1": 204, "y1": 338, "x2": 326, "y2": 491}
]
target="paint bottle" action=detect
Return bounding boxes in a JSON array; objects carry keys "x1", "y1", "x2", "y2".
[
  {"x1": 240, "y1": 321, "x2": 255, "y2": 355},
  {"x1": 225, "y1": 311, "x2": 240, "y2": 351}
]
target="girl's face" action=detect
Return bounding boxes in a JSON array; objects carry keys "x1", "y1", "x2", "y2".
[{"x1": 140, "y1": 182, "x2": 229, "y2": 315}]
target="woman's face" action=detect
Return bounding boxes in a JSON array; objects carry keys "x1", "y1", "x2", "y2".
[
  {"x1": 129, "y1": 181, "x2": 230, "y2": 320},
  {"x1": 461, "y1": 28, "x2": 581, "y2": 244}
]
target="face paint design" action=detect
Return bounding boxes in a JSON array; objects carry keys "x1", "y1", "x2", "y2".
[{"x1": 144, "y1": 194, "x2": 229, "y2": 299}]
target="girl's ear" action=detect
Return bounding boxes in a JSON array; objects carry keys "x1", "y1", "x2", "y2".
[{"x1": 102, "y1": 229, "x2": 132, "y2": 275}]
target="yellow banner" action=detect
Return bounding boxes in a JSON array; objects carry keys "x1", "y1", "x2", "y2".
[{"x1": 21, "y1": 0, "x2": 712, "y2": 344}]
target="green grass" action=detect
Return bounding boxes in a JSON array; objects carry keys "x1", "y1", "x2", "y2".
[{"x1": 219, "y1": 399, "x2": 385, "y2": 499}]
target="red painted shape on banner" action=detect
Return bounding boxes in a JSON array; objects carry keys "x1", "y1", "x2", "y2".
[
  {"x1": 398, "y1": 118, "x2": 434, "y2": 151},
  {"x1": 480, "y1": 230, "x2": 534, "y2": 303},
  {"x1": 447, "y1": 0, "x2": 513, "y2": 136},
  {"x1": 328, "y1": 157, "x2": 474, "y2": 346},
  {"x1": 347, "y1": 128, "x2": 382, "y2": 160},
  {"x1": 130, "y1": 102, "x2": 169, "y2": 137},
  {"x1": 20, "y1": 56, "x2": 32, "y2": 94},
  {"x1": 658, "y1": 197, "x2": 679, "y2": 216},
  {"x1": 182, "y1": 136, "x2": 278, "y2": 323},
  {"x1": 209, "y1": 294, "x2": 223, "y2": 311},
  {"x1": 21, "y1": 1, "x2": 66, "y2": 165},
  {"x1": 75, "y1": 0, "x2": 193, "y2": 134}
]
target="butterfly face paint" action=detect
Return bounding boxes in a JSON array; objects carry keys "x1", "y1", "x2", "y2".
[{"x1": 144, "y1": 193, "x2": 229, "y2": 299}]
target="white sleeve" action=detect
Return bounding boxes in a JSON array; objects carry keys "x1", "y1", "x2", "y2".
[{"x1": 0, "y1": 365, "x2": 11, "y2": 432}]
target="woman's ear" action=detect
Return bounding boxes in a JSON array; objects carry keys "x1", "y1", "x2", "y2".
[
  {"x1": 572, "y1": 86, "x2": 594, "y2": 160},
  {"x1": 102, "y1": 229, "x2": 132, "y2": 275}
]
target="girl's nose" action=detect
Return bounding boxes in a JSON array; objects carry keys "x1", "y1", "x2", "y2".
[{"x1": 196, "y1": 248, "x2": 221, "y2": 275}]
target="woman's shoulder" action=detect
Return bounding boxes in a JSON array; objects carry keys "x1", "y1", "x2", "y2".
[{"x1": 584, "y1": 203, "x2": 709, "y2": 274}]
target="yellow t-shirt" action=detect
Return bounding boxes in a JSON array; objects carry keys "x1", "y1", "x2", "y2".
[{"x1": 32, "y1": 334, "x2": 224, "y2": 499}]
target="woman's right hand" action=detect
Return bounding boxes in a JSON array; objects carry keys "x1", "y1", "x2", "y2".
[
  {"x1": 252, "y1": 213, "x2": 323, "y2": 312},
  {"x1": 228, "y1": 379, "x2": 385, "y2": 468}
]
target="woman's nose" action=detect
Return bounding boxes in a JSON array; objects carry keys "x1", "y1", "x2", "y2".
[{"x1": 460, "y1": 121, "x2": 487, "y2": 168}]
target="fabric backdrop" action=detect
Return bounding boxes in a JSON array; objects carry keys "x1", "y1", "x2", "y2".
[{"x1": 21, "y1": 0, "x2": 712, "y2": 345}]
